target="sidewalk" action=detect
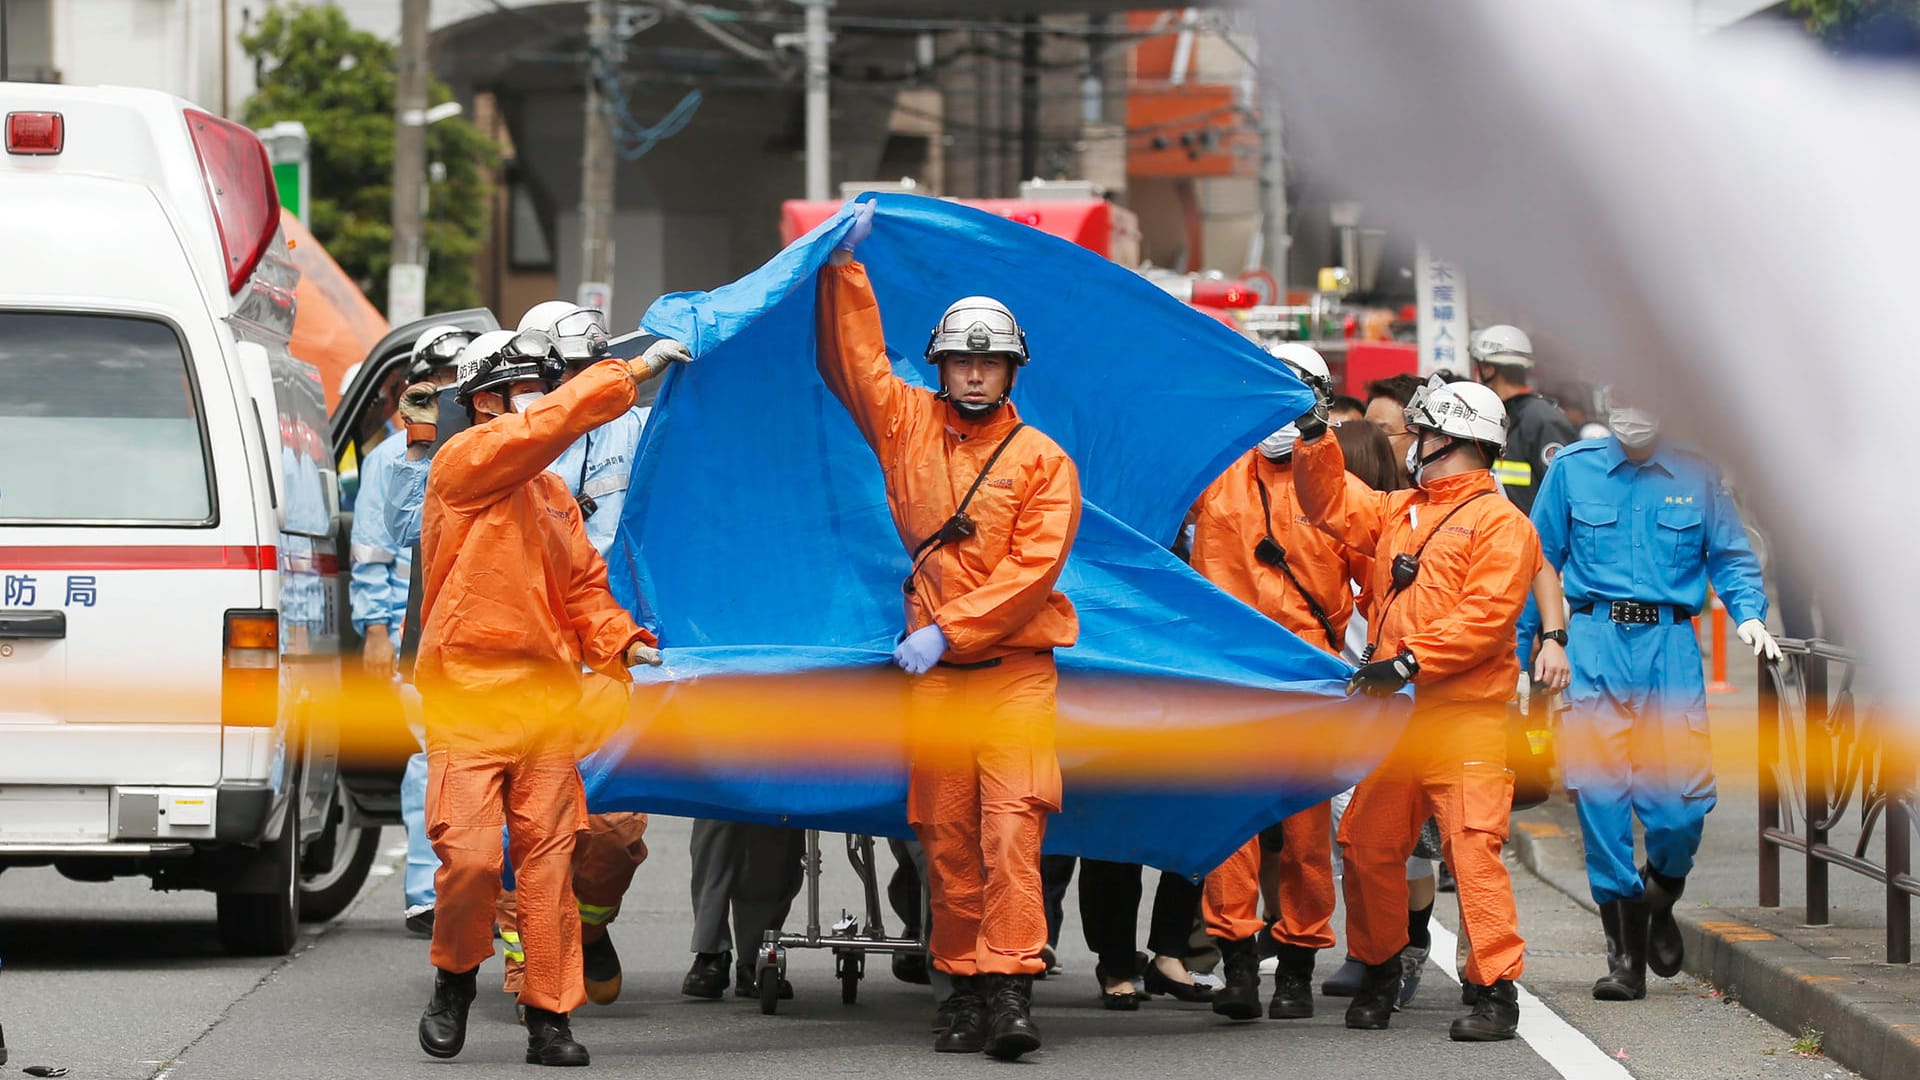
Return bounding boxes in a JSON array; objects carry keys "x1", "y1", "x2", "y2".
[{"x1": 1510, "y1": 653, "x2": 1920, "y2": 1079}]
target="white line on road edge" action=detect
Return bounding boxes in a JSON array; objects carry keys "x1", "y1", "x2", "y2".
[{"x1": 1428, "y1": 919, "x2": 1633, "y2": 1080}]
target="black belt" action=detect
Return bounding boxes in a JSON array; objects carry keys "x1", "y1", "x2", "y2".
[
  {"x1": 936, "y1": 649, "x2": 1053, "y2": 671},
  {"x1": 1574, "y1": 601, "x2": 1689, "y2": 625}
]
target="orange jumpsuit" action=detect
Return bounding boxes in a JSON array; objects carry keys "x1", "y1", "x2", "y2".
[
  {"x1": 1191, "y1": 450, "x2": 1367, "y2": 951},
  {"x1": 416, "y1": 360, "x2": 653, "y2": 1013},
  {"x1": 1293, "y1": 433, "x2": 1541, "y2": 987},
  {"x1": 819, "y1": 260, "x2": 1082, "y2": 977}
]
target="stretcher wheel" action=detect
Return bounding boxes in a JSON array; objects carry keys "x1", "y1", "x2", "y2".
[{"x1": 758, "y1": 969, "x2": 780, "y2": 1015}]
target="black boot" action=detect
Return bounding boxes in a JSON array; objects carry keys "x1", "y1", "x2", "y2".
[
  {"x1": 984, "y1": 974, "x2": 1043, "y2": 1061},
  {"x1": 583, "y1": 933, "x2": 622, "y2": 1006},
  {"x1": 1343, "y1": 957, "x2": 1403, "y2": 1030},
  {"x1": 1268, "y1": 943, "x2": 1315, "y2": 1019},
  {"x1": 1449, "y1": 978, "x2": 1519, "y2": 1041},
  {"x1": 1642, "y1": 864, "x2": 1687, "y2": 978},
  {"x1": 933, "y1": 976, "x2": 989, "y2": 1053},
  {"x1": 1211, "y1": 936, "x2": 1262, "y2": 1021},
  {"x1": 524, "y1": 1006, "x2": 590, "y2": 1066},
  {"x1": 418, "y1": 966, "x2": 478, "y2": 1059},
  {"x1": 1593, "y1": 899, "x2": 1650, "y2": 1001},
  {"x1": 681, "y1": 951, "x2": 730, "y2": 999}
]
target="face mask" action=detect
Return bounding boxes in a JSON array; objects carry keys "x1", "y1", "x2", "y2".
[
  {"x1": 1610, "y1": 408, "x2": 1660, "y2": 449},
  {"x1": 1259, "y1": 423, "x2": 1300, "y2": 460},
  {"x1": 509, "y1": 391, "x2": 546, "y2": 414}
]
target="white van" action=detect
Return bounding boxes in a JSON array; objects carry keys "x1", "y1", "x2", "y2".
[{"x1": 0, "y1": 83, "x2": 376, "y2": 954}]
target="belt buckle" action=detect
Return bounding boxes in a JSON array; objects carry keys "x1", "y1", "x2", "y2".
[{"x1": 1610, "y1": 601, "x2": 1655, "y2": 624}]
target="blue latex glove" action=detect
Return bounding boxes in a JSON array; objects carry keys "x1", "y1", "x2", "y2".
[
  {"x1": 892, "y1": 624, "x2": 949, "y2": 676},
  {"x1": 837, "y1": 199, "x2": 876, "y2": 254}
]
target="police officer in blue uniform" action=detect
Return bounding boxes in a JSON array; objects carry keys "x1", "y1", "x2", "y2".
[{"x1": 1524, "y1": 402, "x2": 1778, "y2": 1002}]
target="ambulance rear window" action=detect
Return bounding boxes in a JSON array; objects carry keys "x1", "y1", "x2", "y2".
[{"x1": 0, "y1": 312, "x2": 214, "y2": 524}]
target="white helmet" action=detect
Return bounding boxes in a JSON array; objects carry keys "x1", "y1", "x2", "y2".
[
  {"x1": 453, "y1": 328, "x2": 562, "y2": 405},
  {"x1": 1405, "y1": 374, "x2": 1508, "y2": 450},
  {"x1": 407, "y1": 323, "x2": 474, "y2": 382},
  {"x1": 924, "y1": 295, "x2": 1029, "y2": 366},
  {"x1": 1470, "y1": 324, "x2": 1534, "y2": 369},
  {"x1": 1264, "y1": 342, "x2": 1332, "y2": 389},
  {"x1": 517, "y1": 299, "x2": 610, "y2": 363}
]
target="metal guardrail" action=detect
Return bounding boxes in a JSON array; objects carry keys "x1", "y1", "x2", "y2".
[{"x1": 1757, "y1": 636, "x2": 1916, "y2": 963}]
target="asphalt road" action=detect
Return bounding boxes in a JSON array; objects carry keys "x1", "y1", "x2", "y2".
[{"x1": 0, "y1": 816, "x2": 1860, "y2": 1080}]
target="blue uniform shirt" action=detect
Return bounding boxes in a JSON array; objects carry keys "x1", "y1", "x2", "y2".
[
  {"x1": 547, "y1": 405, "x2": 650, "y2": 555},
  {"x1": 1524, "y1": 437, "x2": 1767, "y2": 640},
  {"x1": 348, "y1": 435, "x2": 426, "y2": 637}
]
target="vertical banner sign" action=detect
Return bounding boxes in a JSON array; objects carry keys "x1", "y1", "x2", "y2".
[{"x1": 1415, "y1": 244, "x2": 1469, "y2": 378}]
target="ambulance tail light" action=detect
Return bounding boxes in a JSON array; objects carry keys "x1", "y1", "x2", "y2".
[
  {"x1": 1189, "y1": 278, "x2": 1260, "y2": 309},
  {"x1": 223, "y1": 609, "x2": 280, "y2": 728},
  {"x1": 6, "y1": 111, "x2": 64, "y2": 155},
  {"x1": 184, "y1": 109, "x2": 281, "y2": 295}
]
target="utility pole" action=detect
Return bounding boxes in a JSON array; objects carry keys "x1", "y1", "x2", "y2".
[
  {"x1": 387, "y1": 0, "x2": 430, "y2": 325},
  {"x1": 578, "y1": 0, "x2": 616, "y2": 314},
  {"x1": 801, "y1": 0, "x2": 831, "y2": 200},
  {"x1": 1018, "y1": 17, "x2": 1040, "y2": 182}
]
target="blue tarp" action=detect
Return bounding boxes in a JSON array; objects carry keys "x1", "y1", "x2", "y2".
[{"x1": 583, "y1": 193, "x2": 1407, "y2": 877}]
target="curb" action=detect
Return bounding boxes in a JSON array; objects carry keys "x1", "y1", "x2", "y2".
[{"x1": 1509, "y1": 802, "x2": 1920, "y2": 1080}]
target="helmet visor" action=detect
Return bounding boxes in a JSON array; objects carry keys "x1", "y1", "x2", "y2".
[{"x1": 549, "y1": 309, "x2": 610, "y2": 361}]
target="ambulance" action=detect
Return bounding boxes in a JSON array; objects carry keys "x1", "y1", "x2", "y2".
[{"x1": 0, "y1": 84, "x2": 375, "y2": 954}]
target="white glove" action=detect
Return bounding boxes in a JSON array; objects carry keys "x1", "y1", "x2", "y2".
[
  {"x1": 625, "y1": 641, "x2": 664, "y2": 668},
  {"x1": 1737, "y1": 619, "x2": 1782, "y2": 662},
  {"x1": 636, "y1": 337, "x2": 693, "y2": 379},
  {"x1": 1515, "y1": 671, "x2": 1532, "y2": 714}
]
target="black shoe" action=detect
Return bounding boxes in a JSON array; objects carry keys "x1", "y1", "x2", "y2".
[
  {"x1": 1642, "y1": 864, "x2": 1687, "y2": 978},
  {"x1": 1094, "y1": 962, "x2": 1143, "y2": 1011},
  {"x1": 1593, "y1": 899, "x2": 1650, "y2": 1001},
  {"x1": 681, "y1": 951, "x2": 730, "y2": 1000},
  {"x1": 1321, "y1": 954, "x2": 1364, "y2": 997},
  {"x1": 583, "y1": 933, "x2": 622, "y2": 1006},
  {"x1": 1268, "y1": 944, "x2": 1315, "y2": 1019},
  {"x1": 405, "y1": 906, "x2": 435, "y2": 938},
  {"x1": 1449, "y1": 978, "x2": 1519, "y2": 1041},
  {"x1": 984, "y1": 974, "x2": 1042, "y2": 1061},
  {"x1": 933, "y1": 976, "x2": 988, "y2": 1053},
  {"x1": 418, "y1": 966, "x2": 478, "y2": 1059},
  {"x1": 1038, "y1": 944, "x2": 1060, "y2": 979},
  {"x1": 1211, "y1": 936, "x2": 1262, "y2": 1021},
  {"x1": 893, "y1": 949, "x2": 932, "y2": 985},
  {"x1": 1437, "y1": 861, "x2": 1457, "y2": 892},
  {"x1": 1461, "y1": 980, "x2": 1482, "y2": 1007},
  {"x1": 1142, "y1": 960, "x2": 1215, "y2": 1002},
  {"x1": 735, "y1": 961, "x2": 793, "y2": 1000},
  {"x1": 524, "y1": 1006, "x2": 590, "y2": 1066},
  {"x1": 1343, "y1": 957, "x2": 1403, "y2": 1030}
]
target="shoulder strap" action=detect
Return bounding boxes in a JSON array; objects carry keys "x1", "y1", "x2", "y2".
[
  {"x1": 1362, "y1": 488, "x2": 1496, "y2": 661},
  {"x1": 909, "y1": 423, "x2": 1027, "y2": 562},
  {"x1": 1253, "y1": 474, "x2": 1341, "y2": 650}
]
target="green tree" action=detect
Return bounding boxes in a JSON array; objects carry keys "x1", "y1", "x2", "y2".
[
  {"x1": 1789, "y1": 0, "x2": 1920, "y2": 39},
  {"x1": 240, "y1": 2, "x2": 495, "y2": 316}
]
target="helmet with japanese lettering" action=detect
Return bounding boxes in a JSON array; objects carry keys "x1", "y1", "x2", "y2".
[{"x1": 1405, "y1": 374, "x2": 1508, "y2": 453}]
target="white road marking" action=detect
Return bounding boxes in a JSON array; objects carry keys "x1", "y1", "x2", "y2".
[{"x1": 1428, "y1": 919, "x2": 1634, "y2": 1080}]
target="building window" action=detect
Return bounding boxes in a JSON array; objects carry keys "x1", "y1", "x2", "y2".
[{"x1": 507, "y1": 167, "x2": 554, "y2": 271}]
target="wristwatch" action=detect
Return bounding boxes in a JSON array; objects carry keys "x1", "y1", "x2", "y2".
[{"x1": 1540, "y1": 629, "x2": 1569, "y2": 647}]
